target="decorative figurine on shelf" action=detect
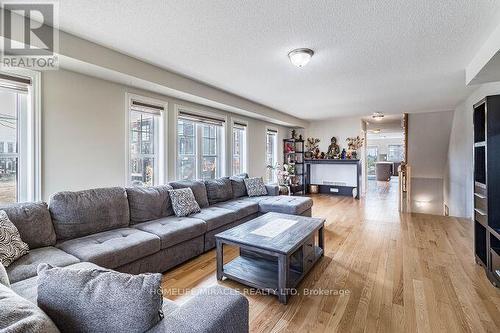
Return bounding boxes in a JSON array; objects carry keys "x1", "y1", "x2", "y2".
[
  {"x1": 313, "y1": 148, "x2": 321, "y2": 159},
  {"x1": 327, "y1": 137, "x2": 340, "y2": 159},
  {"x1": 346, "y1": 136, "x2": 364, "y2": 160},
  {"x1": 298, "y1": 134, "x2": 303, "y2": 141},
  {"x1": 291, "y1": 129, "x2": 297, "y2": 140},
  {"x1": 341, "y1": 148, "x2": 347, "y2": 159},
  {"x1": 306, "y1": 137, "x2": 320, "y2": 151}
]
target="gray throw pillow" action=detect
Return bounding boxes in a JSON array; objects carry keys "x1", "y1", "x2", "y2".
[
  {"x1": 205, "y1": 177, "x2": 233, "y2": 204},
  {"x1": 230, "y1": 174, "x2": 248, "y2": 198},
  {"x1": 244, "y1": 177, "x2": 268, "y2": 197},
  {"x1": 0, "y1": 210, "x2": 29, "y2": 267},
  {"x1": 0, "y1": 263, "x2": 9, "y2": 287},
  {"x1": 37, "y1": 263, "x2": 163, "y2": 333},
  {"x1": 0, "y1": 283, "x2": 59, "y2": 333},
  {"x1": 168, "y1": 188, "x2": 201, "y2": 217}
]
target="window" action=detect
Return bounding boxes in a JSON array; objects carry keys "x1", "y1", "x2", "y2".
[
  {"x1": 266, "y1": 129, "x2": 278, "y2": 183},
  {"x1": 0, "y1": 72, "x2": 39, "y2": 204},
  {"x1": 177, "y1": 109, "x2": 225, "y2": 180},
  {"x1": 388, "y1": 144, "x2": 404, "y2": 162},
  {"x1": 128, "y1": 98, "x2": 165, "y2": 186},
  {"x1": 232, "y1": 122, "x2": 247, "y2": 175},
  {"x1": 366, "y1": 146, "x2": 378, "y2": 176}
]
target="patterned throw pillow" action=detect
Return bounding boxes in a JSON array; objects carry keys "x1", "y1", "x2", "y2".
[
  {"x1": 0, "y1": 210, "x2": 29, "y2": 267},
  {"x1": 168, "y1": 188, "x2": 201, "y2": 217},
  {"x1": 244, "y1": 177, "x2": 268, "y2": 197}
]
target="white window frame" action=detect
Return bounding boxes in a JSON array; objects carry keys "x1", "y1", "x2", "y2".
[
  {"x1": 125, "y1": 93, "x2": 167, "y2": 186},
  {"x1": 174, "y1": 104, "x2": 226, "y2": 180},
  {"x1": 231, "y1": 118, "x2": 248, "y2": 175},
  {"x1": 387, "y1": 144, "x2": 403, "y2": 162},
  {"x1": 266, "y1": 127, "x2": 279, "y2": 184},
  {"x1": 0, "y1": 69, "x2": 41, "y2": 202}
]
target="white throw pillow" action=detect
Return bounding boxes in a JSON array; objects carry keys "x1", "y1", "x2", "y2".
[
  {"x1": 244, "y1": 177, "x2": 268, "y2": 197},
  {"x1": 0, "y1": 210, "x2": 29, "y2": 267},
  {"x1": 168, "y1": 188, "x2": 201, "y2": 217}
]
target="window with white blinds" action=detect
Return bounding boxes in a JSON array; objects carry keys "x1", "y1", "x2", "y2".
[
  {"x1": 232, "y1": 122, "x2": 247, "y2": 175},
  {"x1": 177, "y1": 109, "x2": 225, "y2": 180},
  {"x1": 128, "y1": 98, "x2": 165, "y2": 186}
]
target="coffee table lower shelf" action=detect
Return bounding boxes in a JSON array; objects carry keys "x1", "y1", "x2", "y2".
[{"x1": 220, "y1": 247, "x2": 323, "y2": 297}]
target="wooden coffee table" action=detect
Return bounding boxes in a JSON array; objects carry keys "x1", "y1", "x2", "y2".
[{"x1": 215, "y1": 212, "x2": 325, "y2": 304}]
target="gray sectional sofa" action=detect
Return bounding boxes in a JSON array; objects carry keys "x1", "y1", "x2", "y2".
[{"x1": 1, "y1": 174, "x2": 313, "y2": 332}]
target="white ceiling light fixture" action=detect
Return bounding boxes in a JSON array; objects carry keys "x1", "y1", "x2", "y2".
[
  {"x1": 372, "y1": 112, "x2": 385, "y2": 120},
  {"x1": 371, "y1": 129, "x2": 381, "y2": 134},
  {"x1": 288, "y1": 48, "x2": 314, "y2": 68}
]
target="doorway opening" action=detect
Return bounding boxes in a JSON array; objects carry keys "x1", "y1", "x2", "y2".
[{"x1": 363, "y1": 114, "x2": 405, "y2": 203}]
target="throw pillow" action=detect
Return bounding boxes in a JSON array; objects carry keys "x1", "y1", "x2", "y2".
[
  {"x1": 0, "y1": 263, "x2": 9, "y2": 287},
  {"x1": 205, "y1": 177, "x2": 233, "y2": 204},
  {"x1": 168, "y1": 188, "x2": 201, "y2": 217},
  {"x1": 0, "y1": 210, "x2": 29, "y2": 267},
  {"x1": 169, "y1": 180, "x2": 209, "y2": 208},
  {"x1": 230, "y1": 174, "x2": 248, "y2": 198},
  {"x1": 37, "y1": 263, "x2": 164, "y2": 333},
  {"x1": 244, "y1": 177, "x2": 268, "y2": 197}
]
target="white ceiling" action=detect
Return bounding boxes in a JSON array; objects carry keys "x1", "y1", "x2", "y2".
[{"x1": 55, "y1": 0, "x2": 500, "y2": 121}]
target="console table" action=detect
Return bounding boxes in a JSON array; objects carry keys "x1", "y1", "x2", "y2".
[{"x1": 305, "y1": 159, "x2": 362, "y2": 199}]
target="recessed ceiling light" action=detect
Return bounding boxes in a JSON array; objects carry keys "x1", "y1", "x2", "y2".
[
  {"x1": 372, "y1": 112, "x2": 384, "y2": 120},
  {"x1": 288, "y1": 48, "x2": 314, "y2": 67}
]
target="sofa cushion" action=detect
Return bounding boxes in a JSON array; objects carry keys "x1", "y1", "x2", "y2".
[
  {"x1": 244, "y1": 177, "x2": 268, "y2": 197},
  {"x1": 11, "y1": 262, "x2": 102, "y2": 304},
  {"x1": 230, "y1": 174, "x2": 248, "y2": 198},
  {"x1": 56, "y1": 228, "x2": 160, "y2": 269},
  {"x1": 213, "y1": 199, "x2": 259, "y2": 218},
  {"x1": 0, "y1": 283, "x2": 60, "y2": 333},
  {"x1": 0, "y1": 202, "x2": 56, "y2": 249},
  {"x1": 6, "y1": 246, "x2": 80, "y2": 284},
  {"x1": 126, "y1": 185, "x2": 174, "y2": 224},
  {"x1": 190, "y1": 207, "x2": 237, "y2": 231},
  {"x1": 37, "y1": 263, "x2": 163, "y2": 333},
  {"x1": 168, "y1": 188, "x2": 201, "y2": 217},
  {"x1": 49, "y1": 187, "x2": 130, "y2": 241},
  {"x1": 169, "y1": 180, "x2": 209, "y2": 208},
  {"x1": 253, "y1": 196, "x2": 313, "y2": 215},
  {"x1": 133, "y1": 216, "x2": 206, "y2": 249},
  {"x1": 0, "y1": 210, "x2": 29, "y2": 267},
  {"x1": 204, "y1": 177, "x2": 233, "y2": 205}
]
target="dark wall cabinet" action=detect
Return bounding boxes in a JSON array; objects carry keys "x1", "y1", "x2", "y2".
[{"x1": 473, "y1": 95, "x2": 500, "y2": 286}]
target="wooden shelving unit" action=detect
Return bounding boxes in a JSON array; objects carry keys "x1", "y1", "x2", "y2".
[
  {"x1": 283, "y1": 138, "x2": 305, "y2": 195},
  {"x1": 473, "y1": 95, "x2": 500, "y2": 286}
]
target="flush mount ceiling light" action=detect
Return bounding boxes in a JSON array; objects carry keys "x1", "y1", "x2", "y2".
[
  {"x1": 288, "y1": 48, "x2": 314, "y2": 67},
  {"x1": 371, "y1": 129, "x2": 381, "y2": 134},
  {"x1": 372, "y1": 112, "x2": 385, "y2": 120}
]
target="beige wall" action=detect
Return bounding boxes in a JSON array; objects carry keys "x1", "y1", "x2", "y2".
[{"x1": 41, "y1": 69, "x2": 290, "y2": 200}]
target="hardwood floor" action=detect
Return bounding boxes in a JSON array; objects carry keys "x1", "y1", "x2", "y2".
[{"x1": 161, "y1": 184, "x2": 500, "y2": 332}]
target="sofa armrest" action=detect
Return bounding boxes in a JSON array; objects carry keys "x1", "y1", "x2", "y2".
[
  {"x1": 265, "y1": 184, "x2": 279, "y2": 196},
  {"x1": 147, "y1": 286, "x2": 249, "y2": 333}
]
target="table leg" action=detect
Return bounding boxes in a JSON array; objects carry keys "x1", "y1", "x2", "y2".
[
  {"x1": 216, "y1": 239, "x2": 223, "y2": 280},
  {"x1": 318, "y1": 227, "x2": 325, "y2": 256},
  {"x1": 278, "y1": 254, "x2": 289, "y2": 304}
]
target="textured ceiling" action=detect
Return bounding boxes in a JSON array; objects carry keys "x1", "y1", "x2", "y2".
[{"x1": 56, "y1": 0, "x2": 500, "y2": 120}]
